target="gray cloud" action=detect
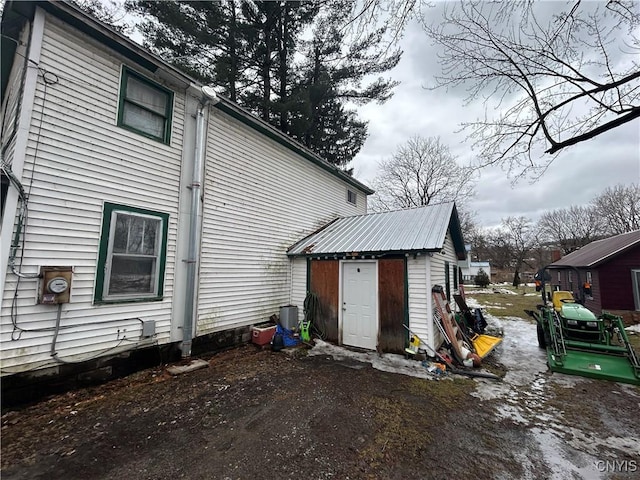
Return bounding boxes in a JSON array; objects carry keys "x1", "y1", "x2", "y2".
[{"x1": 353, "y1": 3, "x2": 640, "y2": 229}]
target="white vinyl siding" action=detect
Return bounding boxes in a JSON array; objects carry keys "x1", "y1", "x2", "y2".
[
  {"x1": 407, "y1": 256, "x2": 430, "y2": 346},
  {"x1": 290, "y1": 257, "x2": 308, "y2": 324},
  {"x1": 0, "y1": 15, "x2": 184, "y2": 373},
  {"x1": 198, "y1": 109, "x2": 367, "y2": 334},
  {"x1": 0, "y1": 27, "x2": 27, "y2": 161},
  {"x1": 430, "y1": 233, "x2": 456, "y2": 289}
]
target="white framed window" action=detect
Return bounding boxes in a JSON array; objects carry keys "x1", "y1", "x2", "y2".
[
  {"x1": 118, "y1": 67, "x2": 173, "y2": 143},
  {"x1": 347, "y1": 189, "x2": 357, "y2": 205},
  {"x1": 95, "y1": 203, "x2": 169, "y2": 303},
  {"x1": 632, "y1": 270, "x2": 640, "y2": 311}
]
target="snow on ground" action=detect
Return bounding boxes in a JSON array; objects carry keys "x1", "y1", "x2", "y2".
[
  {"x1": 626, "y1": 324, "x2": 640, "y2": 334},
  {"x1": 309, "y1": 291, "x2": 639, "y2": 479},
  {"x1": 466, "y1": 295, "x2": 640, "y2": 480},
  {"x1": 308, "y1": 339, "x2": 444, "y2": 381}
]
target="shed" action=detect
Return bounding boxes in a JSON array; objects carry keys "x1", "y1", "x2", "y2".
[
  {"x1": 287, "y1": 202, "x2": 466, "y2": 353},
  {"x1": 550, "y1": 229, "x2": 640, "y2": 323}
]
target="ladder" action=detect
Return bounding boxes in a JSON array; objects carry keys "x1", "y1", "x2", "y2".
[{"x1": 432, "y1": 286, "x2": 468, "y2": 363}]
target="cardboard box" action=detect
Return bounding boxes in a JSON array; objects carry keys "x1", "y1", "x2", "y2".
[{"x1": 251, "y1": 324, "x2": 276, "y2": 346}]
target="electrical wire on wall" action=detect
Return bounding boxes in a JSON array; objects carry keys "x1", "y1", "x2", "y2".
[
  {"x1": 6, "y1": 66, "x2": 59, "y2": 340},
  {"x1": 3, "y1": 51, "x2": 170, "y2": 346},
  {"x1": 49, "y1": 310, "x2": 148, "y2": 364}
]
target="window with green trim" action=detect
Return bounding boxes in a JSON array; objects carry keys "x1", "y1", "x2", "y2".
[
  {"x1": 118, "y1": 67, "x2": 173, "y2": 143},
  {"x1": 95, "y1": 203, "x2": 169, "y2": 303}
]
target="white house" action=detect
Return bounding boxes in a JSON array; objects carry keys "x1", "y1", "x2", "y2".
[
  {"x1": 458, "y1": 245, "x2": 491, "y2": 283},
  {"x1": 0, "y1": 0, "x2": 370, "y2": 381}
]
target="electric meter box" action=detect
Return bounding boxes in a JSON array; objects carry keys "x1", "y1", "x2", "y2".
[{"x1": 39, "y1": 266, "x2": 73, "y2": 304}]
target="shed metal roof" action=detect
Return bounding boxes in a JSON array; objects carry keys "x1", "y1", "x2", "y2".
[
  {"x1": 288, "y1": 202, "x2": 466, "y2": 258},
  {"x1": 550, "y1": 229, "x2": 640, "y2": 268}
]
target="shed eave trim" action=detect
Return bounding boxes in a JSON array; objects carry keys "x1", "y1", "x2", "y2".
[{"x1": 287, "y1": 248, "x2": 440, "y2": 258}]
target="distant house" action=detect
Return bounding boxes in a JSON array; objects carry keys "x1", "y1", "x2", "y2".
[
  {"x1": 0, "y1": 0, "x2": 370, "y2": 383},
  {"x1": 550, "y1": 230, "x2": 640, "y2": 323},
  {"x1": 458, "y1": 245, "x2": 492, "y2": 283},
  {"x1": 288, "y1": 202, "x2": 467, "y2": 353}
]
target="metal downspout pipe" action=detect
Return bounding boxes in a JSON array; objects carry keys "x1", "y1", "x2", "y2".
[{"x1": 182, "y1": 86, "x2": 219, "y2": 358}]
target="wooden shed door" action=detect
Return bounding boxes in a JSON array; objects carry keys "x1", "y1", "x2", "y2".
[{"x1": 342, "y1": 262, "x2": 377, "y2": 350}]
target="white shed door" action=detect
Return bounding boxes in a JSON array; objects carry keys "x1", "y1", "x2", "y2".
[{"x1": 342, "y1": 262, "x2": 377, "y2": 350}]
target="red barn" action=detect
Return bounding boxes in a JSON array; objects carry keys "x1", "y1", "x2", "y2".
[{"x1": 550, "y1": 230, "x2": 640, "y2": 324}]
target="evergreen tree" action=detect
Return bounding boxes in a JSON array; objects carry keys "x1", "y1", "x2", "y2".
[
  {"x1": 125, "y1": 0, "x2": 402, "y2": 168},
  {"x1": 474, "y1": 268, "x2": 490, "y2": 288},
  {"x1": 126, "y1": 1, "x2": 251, "y2": 102}
]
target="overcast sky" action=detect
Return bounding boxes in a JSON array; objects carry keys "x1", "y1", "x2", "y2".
[{"x1": 351, "y1": 8, "x2": 640, "y2": 229}]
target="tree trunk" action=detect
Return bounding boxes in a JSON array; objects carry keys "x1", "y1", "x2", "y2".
[
  {"x1": 227, "y1": 0, "x2": 238, "y2": 102},
  {"x1": 278, "y1": 4, "x2": 288, "y2": 132}
]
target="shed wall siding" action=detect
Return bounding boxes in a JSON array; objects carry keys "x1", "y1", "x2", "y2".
[
  {"x1": 1, "y1": 16, "x2": 185, "y2": 373},
  {"x1": 407, "y1": 256, "x2": 429, "y2": 345},
  {"x1": 430, "y1": 233, "x2": 458, "y2": 292},
  {"x1": 197, "y1": 109, "x2": 367, "y2": 333},
  {"x1": 290, "y1": 257, "x2": 307, "y2": 322},
  {"x1": 429, "y1": 232, "x2": 458, "y2": 347}
]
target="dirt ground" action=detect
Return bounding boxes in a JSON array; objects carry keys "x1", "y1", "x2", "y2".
[{"x1": 2, "y1": 319, "x2": 640, "y2": 480}]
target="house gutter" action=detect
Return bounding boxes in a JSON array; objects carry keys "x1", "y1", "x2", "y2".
[{"x1": 181, "y1": 87, "x2": 218, "y2": 357}]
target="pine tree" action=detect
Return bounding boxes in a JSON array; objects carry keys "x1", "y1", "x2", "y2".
[
  {"x1": 125, "y1": 0, "x2": 402, "y2": 168},
  {"x1": 475, "y1": 268, "x2": 490, "y2": 288}
]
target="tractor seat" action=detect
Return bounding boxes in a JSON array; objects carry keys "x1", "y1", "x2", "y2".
[{"x1": 552, "y1": 291, "x2": 575, "y2": 312}]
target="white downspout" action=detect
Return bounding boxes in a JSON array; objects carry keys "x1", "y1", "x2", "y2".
[{"x1": 181, "y1": 86, "x2": 219, "y2": 358}]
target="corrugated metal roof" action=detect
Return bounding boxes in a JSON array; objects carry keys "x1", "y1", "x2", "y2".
[
  {"x1": 288, "y1": 202, "x2": 457, "y2": 256},
  {"x1": 551, "y1": 229, "x2": 640, "y2": 267}
]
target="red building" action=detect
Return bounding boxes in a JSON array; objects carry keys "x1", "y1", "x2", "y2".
[{"x1": 550, "y1": 230, "x2": 640, "y2": 324}]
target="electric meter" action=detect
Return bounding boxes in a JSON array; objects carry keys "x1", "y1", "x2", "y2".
[
  {"x1": 39, "y1": 267, "x2": 73, "y2": 304},
  {"x1": 47, "y1": 277, "x2": 69, "y2": 294}
]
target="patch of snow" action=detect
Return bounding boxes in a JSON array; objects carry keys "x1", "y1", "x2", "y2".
[
  {"x1": 625, "y1": 324, "x2": 640, "y2": 334},
  {"x1": 530, "y1": 428, "x2": 603, "y2": 480},
  {"x1": 308, "y1": 340, "x2": 443, "y2": 381},
  {"x1": 463, "y1": 297, "x2": 482, "y2": 308},
  {"x1": 493, "y1": 288, "x2": 518, "y2": 295}
]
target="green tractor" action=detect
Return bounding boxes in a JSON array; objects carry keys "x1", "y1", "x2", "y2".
[{"x1": 526, "y1": 266, "x2": 640, "y2": 385}]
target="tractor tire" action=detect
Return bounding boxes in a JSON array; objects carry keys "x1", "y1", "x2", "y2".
[{"x1": 537, "y1": 322, "x2": 547, "y2": 349}]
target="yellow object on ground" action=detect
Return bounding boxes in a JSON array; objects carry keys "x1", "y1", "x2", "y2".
[{"x1": 471, "y1": 334, "x2": 503, "y2": 359}]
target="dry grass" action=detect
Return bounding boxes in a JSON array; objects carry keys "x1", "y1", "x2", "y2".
[{"x1": 464, "y1": 284, "x2": 542, "y2": 320}]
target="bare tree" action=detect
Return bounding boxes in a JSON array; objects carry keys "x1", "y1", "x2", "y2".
[
  {"x1": 537, "y1": 205, "x2": 606, "y2": 254},
  {"x1": 497, "y1": 216, "x2": 536, "y2": 287},
  {"x1": 592, "y1": 183, "x2": 640, "y2": 235},
  {"x1": 369, "y1": 135, "x2": 476, "y2": 211},
  {"x1": 423, "y1": 1, "x2": 640, "y2": 179}
]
